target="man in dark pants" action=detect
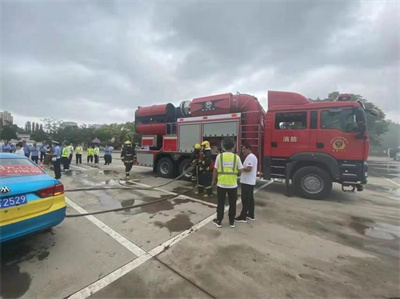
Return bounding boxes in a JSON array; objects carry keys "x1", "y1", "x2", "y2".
[
  {"x1": 198, "y1": 140, "x2": 213, "y2": 197},
  {"x1": 52, "y1": 141, "x2": 62, "y2": 179},
  {"x1": 190, "y1": 143, "x2": 201, "y2": 190},
  {"x1": 61, "y1": 142, "x2": 70, "y2": 171},
  {"x1": 121, "y1": 141, "x2": 135, "y2": 180},
  {"x1": 212, "y1": 138, "x2": 243, "y2": 228},
  {"x1": 22, "y1": 140, "x2": 31, "y2": 158},
  {"x1": 39, "y1": 143, "x2": 47, "y2": 162},
  {"x1": 235, "y1": 144, "x2": 258, "y2": 222}
]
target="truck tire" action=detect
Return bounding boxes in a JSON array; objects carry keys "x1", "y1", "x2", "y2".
[
  {"x1": 293, "y1": 166, "x2": 332, "y2": 200},
  {"x1": 156, "y1": 157, "x2": 175, "y2": 178},
  {"x1": 178, "y1": 159, "x2": 192, "y2": 181}
]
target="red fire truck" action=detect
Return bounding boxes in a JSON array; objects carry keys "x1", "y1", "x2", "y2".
[{"x1": 135, "y1": 91, "x2": 374, "y2": 199}]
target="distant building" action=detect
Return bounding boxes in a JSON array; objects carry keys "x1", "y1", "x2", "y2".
[
  {"x1": 61, "y1": 121, "x2": 78, "y2": 128},
  {"x1": 0, "y1": 111, "x2": 13, "y2": 125}
]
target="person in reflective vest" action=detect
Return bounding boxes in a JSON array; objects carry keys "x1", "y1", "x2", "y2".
[
  {"x1": 190, "y1": 143, "x2": 201, "y2": 190},
  {"x1": 75, "y1": 144, "x2": 83, "y2": 164},
  {"x1": 94, "y1": 145, "x2": 100, "y2": 164},
  {"x1": 87, "y1": 146, "x2": 94, "y2": 163},
  {"x1": 121, "y1": 141, "x2": 135, "y2": 179},
  {"x1": 61, "y1": 142, "x2": 70, "y2": 171},
  {"x1": 197, "y1": 140, "x2": 213, "y2": 198},
  {"x1": 212, "y1": 138, "x2": 243, "y2": 228}
]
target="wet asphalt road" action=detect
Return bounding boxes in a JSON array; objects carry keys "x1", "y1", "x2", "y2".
[{"x1": 1, "y1": 154, "x2": 399, "y2": 298}]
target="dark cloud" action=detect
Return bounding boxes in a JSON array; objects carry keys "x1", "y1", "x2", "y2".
[{"x1": 1, "y1": 0, "x2": 399, "y2": 126}]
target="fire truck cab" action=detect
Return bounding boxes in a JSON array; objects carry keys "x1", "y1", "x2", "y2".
[{"x1": 134, "y1": 90, "x2": 370, "y2": 200}]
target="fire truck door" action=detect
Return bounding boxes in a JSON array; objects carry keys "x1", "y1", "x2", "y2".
[{"x1": 270, "y1": 111, "x2": 310, "y2": 157}]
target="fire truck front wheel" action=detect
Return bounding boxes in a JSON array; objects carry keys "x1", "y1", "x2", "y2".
[
  {"x1": 156, "y1": 157, "x2": 175, "y2": 178},
  {"x1": 293, "y1": 166, "x2": 332, "y2": 200}
]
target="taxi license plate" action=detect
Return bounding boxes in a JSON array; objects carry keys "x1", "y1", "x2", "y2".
[{"x1": 0, "y1": 195, "x2": 28, "y2": 209}]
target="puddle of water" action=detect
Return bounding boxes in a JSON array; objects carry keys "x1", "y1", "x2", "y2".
[
  {"x1": 1, "y1": 263, "x2": 31, "y2": 298},
  {"x1": 154, "y1": 213, "x2": 194, "y2": 233},
  {"x1": 173, "y1": 197, "x2": 190, "y2": 205},
  {"x1": 140, "y1": 195, "x2": 174, "y2": 213},
  {"x1": 63, "y1": 170, "x2": 80, "y2": 176},
  {"x1": 92, "y1": 191, "x2": 121, "y2": 209},
  {"x1": 255, "y1": 201, "x2": 267, "y2": 207},
  {"x1": 103, "y1": 169, "x2": 120, "y2": 176},
  {"x1": 349, "y1": 216, "x2": 400, "y2": 240}
]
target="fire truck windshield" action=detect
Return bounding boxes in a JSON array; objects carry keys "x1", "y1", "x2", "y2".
[{"x1": 321, "y1": 108, "x2": 365, "y2": 133}]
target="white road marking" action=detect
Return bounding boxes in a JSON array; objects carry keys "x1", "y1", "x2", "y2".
[
  {"x1": 382, "y1": 178, "x2": 400, "y2": 187},
  {"x1": 131, "y1": 181, "x2": 218, "y2": 207},
  {"x1": 68, "y1": 254, "x2": 152, "y2": 299},
  {"x1": 371, "y1": 171, "x2": 400, "y2": 187},
  {"x1": 68, "y1": 178, "x2": 274, "y2": 298},
  {"x1": 148, "y1": 180, "x2": 274, "y2": 257},
  {"x1": 66, "y1": 197, "x2": 146, "y2": 257},
  {"x1": 70, "y1": 165, "x2": 89, "y2": 171}
]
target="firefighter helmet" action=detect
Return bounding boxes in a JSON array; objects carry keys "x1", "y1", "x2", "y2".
[
  {"x1": 124, "y1": 141, "x2": 132, "y2": 145},
  {"x1": 194, "y1": 143, "x2": 201, "y2": 150},
  {"x1": 201, "y1": 141, "x2": 210, "y2": 148}
]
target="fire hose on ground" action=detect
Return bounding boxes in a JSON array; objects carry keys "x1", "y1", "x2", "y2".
[{"x1": 65, "y1": 164, "x2": 196, "y2": 218}]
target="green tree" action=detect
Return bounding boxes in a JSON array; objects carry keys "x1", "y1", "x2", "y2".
[
  {"x1": 31, "y1": 130, "x2": 50, "y2": 142},
  {"x1": 41, "y1": 117, "x2": 62, "y2": 140},
  {"x1": 310, "y1": 92, "x2": 389, "y2": 146},
  {"x1": 0, "y1": 124, "x2": 19, "y2": 141}
]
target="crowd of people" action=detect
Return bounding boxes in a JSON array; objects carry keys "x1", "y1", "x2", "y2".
[
  {"x1": 1, "y1": 140, "x2": 115, "y2": 178},
  {"x1": 1, "y1": 140, "x2": 49, "y2": 163}
]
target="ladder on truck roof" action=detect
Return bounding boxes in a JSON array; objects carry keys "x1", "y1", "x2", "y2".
[{"x1": 240, "y1": 111, "x2": 265, "y2": 173}]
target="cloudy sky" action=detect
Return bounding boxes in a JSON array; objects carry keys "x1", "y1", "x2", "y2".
[{"x1": 1, "y1": 0, "x2": 399, "y2": 127}]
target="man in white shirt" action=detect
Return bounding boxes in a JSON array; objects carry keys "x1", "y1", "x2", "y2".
[{"x1": 235, "y1": 144, "x2": 258, "y2": 222}]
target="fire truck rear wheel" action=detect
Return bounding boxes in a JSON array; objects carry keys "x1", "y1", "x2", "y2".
[
  {"x1": 293, "y1": 166, "x2": 332, "y2": 200},
  {"x1": 156, "y1": 157, "x2": 175, "y2": 178}
]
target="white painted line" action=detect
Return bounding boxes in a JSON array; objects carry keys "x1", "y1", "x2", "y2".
[
  {"x1": 66, "y1": 197, "x2": 146, "y2": 257},
  {"x1": 254, "y1": 180, "x2": 274, "y2": 193},
  {"x1": 68, "y1": 180, "x2": 274, "y2": 298},
  {"x1": 68, "y1": 254, "x2": 152, "y2": 299},
  {"x1": 147, "y1": 182, "x2": 276, "y2": 258},
  {"x1": 131, "y1": 181, "x2": 218, "y2": 207},
  {"x1": 70, "y1": 165, "x2": 90, "y2": 171},
  {"x1": 371, "y1": 171, "x2": 400, "y2": 187},
  {"x1": 148, "y1": 212, "x2": 219, "y2": 257},
  {"x1": 383, "y1": 178, "x2": 400, "y2": 187}
]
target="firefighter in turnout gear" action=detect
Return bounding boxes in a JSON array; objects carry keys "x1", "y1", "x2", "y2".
[
  {"x1": 121, "y1": 141, "x2": 135, "y2": 180},
  {"x1": 189, "y1": 143, "x2": 201, "y2": 189},
  {"x1": 197, "y1": 140, "x2": 213, "y2": 197}
]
